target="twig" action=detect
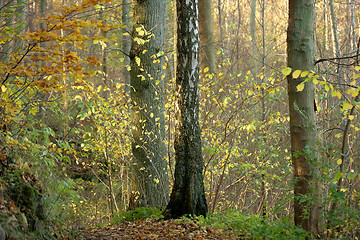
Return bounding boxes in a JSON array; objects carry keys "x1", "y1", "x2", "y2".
[{"x1": 315, "y1": 53, "x2": 360, "y2": 65}]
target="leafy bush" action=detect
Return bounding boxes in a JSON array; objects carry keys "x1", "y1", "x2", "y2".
[
  {"x1": 109, "y1": 207, "x2": 164, "y2": 225},
  {"x1": 196, "y1": 209, "x2": 308, "y2": 240}
]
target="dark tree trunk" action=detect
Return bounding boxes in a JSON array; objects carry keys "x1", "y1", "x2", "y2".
[{"x1": 164, "y1": 0, "x2": 208, "y2": 218}]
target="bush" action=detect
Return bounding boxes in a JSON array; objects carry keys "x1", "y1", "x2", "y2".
[
  {"x1": 110, "y1": 207, "x2": 164, "y2": 225},
  {"x1": 196, "y1": 209, "x2": 308, "y2": 240}
]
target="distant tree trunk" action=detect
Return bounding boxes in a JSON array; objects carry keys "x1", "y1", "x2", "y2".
[
  {"x1": 217, "y1": 0, "x2": 224, "y2": 60},
  {"x1": 287, "y1": 0, "x2": 320, "y2": 236},
  {"x1": 1, "y1": 0, "x2": 15, "y2": 62},
  {"x1": 349, "y1": 0, "x2": 356, "y2": 51},
  {"x1": 39, "y1": 0, "x2": 47, "y2": 50},
  {"x1": 122, "y1": 0, "x2": 131, "y2": 95},
  {"x1": 164, "y1": 0, "x2": 208, "y2": 218},
  {"x1": 40, "y1": 0, "x2": 47, "y2": 30},
  {"x1": 14, "y1": 0, "x2": 25, "y2": 51},
  {"x1": 129, "y1": 0, "x2": 170, "y2": 208},
  {"x1": 199, "y1": 0, "x2": 216, "y2": 73},
  {"x1": 250, "y1": 0, "x2": 257, "y2": 65}
]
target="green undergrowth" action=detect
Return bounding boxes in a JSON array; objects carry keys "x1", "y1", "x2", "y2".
[
  {"x1": 109, "y1": 207, "x2": 164, "y2": 225},
  {"x1": 196, "y1": 209, "x2": 308, "y2": 240}
]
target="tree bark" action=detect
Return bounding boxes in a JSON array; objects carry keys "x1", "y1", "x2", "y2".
[
  {"x1": 199, "y1": 0, "x2": 216, "y2": 73},
  {"x1": 129, "y1": 0, "x2": 170, "y2": 208},
  {"x1": 287, "y1": 0, "x2": 320, "y2": 236},
  {"x1": 165, "y1": 0, "x2": 208, "y2": 218}
]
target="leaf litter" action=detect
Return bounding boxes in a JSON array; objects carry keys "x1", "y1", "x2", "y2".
[{"x1": 77, "y1": 218, "x2": 239, "y2": 239}]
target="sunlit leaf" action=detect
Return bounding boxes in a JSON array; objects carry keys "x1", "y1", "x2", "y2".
[
  {"x1": 296, "y1": 83, "x2": 305, "y2": 92},
  {"x1": 282, "y1": 67, "x2": 292, "y2": 76},
  {"x1": 300, "y1": 71, "x2": 309, "y2": 78},
  {"x1": 292, "y1": 70, "x2": 301, "y2": 79},
  {"x1": 341, "y1": 101, "x2": 353, "y2": 111}
]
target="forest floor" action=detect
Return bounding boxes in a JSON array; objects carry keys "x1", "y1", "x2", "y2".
[{"x1": 75, "y1": 218, "x2": 240, "y2": 240}]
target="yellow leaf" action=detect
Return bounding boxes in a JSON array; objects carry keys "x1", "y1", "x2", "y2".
[
  {"x1": 336, "y1": 91, "x2": 342, "y2": 99},
  {"x1": 150, "y1": 113, "x2": 154, "y2": 118},
  {"x1": 301, "y1": 71, "x2": 309, "y2": 78},
  {"x1": 296, "y1": 83, "x2": 305, "y2": 92},
  {"x1": 337, "y1": 159, "x2": 342, "y2": 165},
  {"x1": 155, "y1": 80, "x2": 161, "y2": 85},
  {"x1": 341, "y1": 101, "x2": 353, "y2": 111},
  {"x1": 325, "y1": 85, "x2": 330, "y2": 92},
  {"x1": 1, "y1": 85, "x2": 6, "y2": 93},
  {"x1": 347, "y1": 88, "x2": 359, "y2": 97},
  {"x1": 348, "y1": 115, "x2": 355, "y2": 120},
  {"x1": 355, "y1": 66, "x2": 360, "y2": 71},
  {"x1": 331, "y1": 90, "x2": 341, "y2": 99},
  {"x1": 204, "y1": 67, "x2": 209, "y2": 73},
  {"x1": 135, "y1": 57, "x2": 141, "y2": 66},
  {"x1": 282, "y1": 67, "x2": 292, "y2": 76},
  {"x1": 351, "y1": 73, "x2": 360, "y2": 79},
  {"x1": 29, "y1": 107, "x2": 38, "y2": 115},
  {"x1": 292, "y1": 70, "x2": 301, "y2": 79},
  {"x1": 313, "y1": 78, "x2": 318, "y2": 84}
]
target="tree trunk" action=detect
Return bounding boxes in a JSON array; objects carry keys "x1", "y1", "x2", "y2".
[
  {"x1": 250, "y1": 0, "x2": 257, "y2": 64},
  {"x1": 129, "y1": 0, "x2": 170, "y2": 208},
  {"x1": 164, "y1": 0, "x2": 208, "y2": 218},
  {"x1": 199, "y1": 0, "x2": 216, "y2": 73},
  {"x1": 287, "y1": 0, "x2": 320, "y2": 236},
  {"x1": 122, "y1": 0, "x2": 131, "y2": 95}
]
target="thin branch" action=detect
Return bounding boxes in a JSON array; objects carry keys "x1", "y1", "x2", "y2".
[{"x1": 315, "y1": 53, "x2": 360, "y2": 65}]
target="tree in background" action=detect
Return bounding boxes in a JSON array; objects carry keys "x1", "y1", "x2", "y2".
[
  {"x1": 165, "y1": 0, "x2": 208, "y2": 218},
  {"x1": 287, "y1": 0, "x2": 320, "y2": 235},
  {"x1": 129, "y1": 0, "x2": 170, "y2": 208},
  {"x1": 199, "y1": 0, "x2": 216, "y2": 73}
]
